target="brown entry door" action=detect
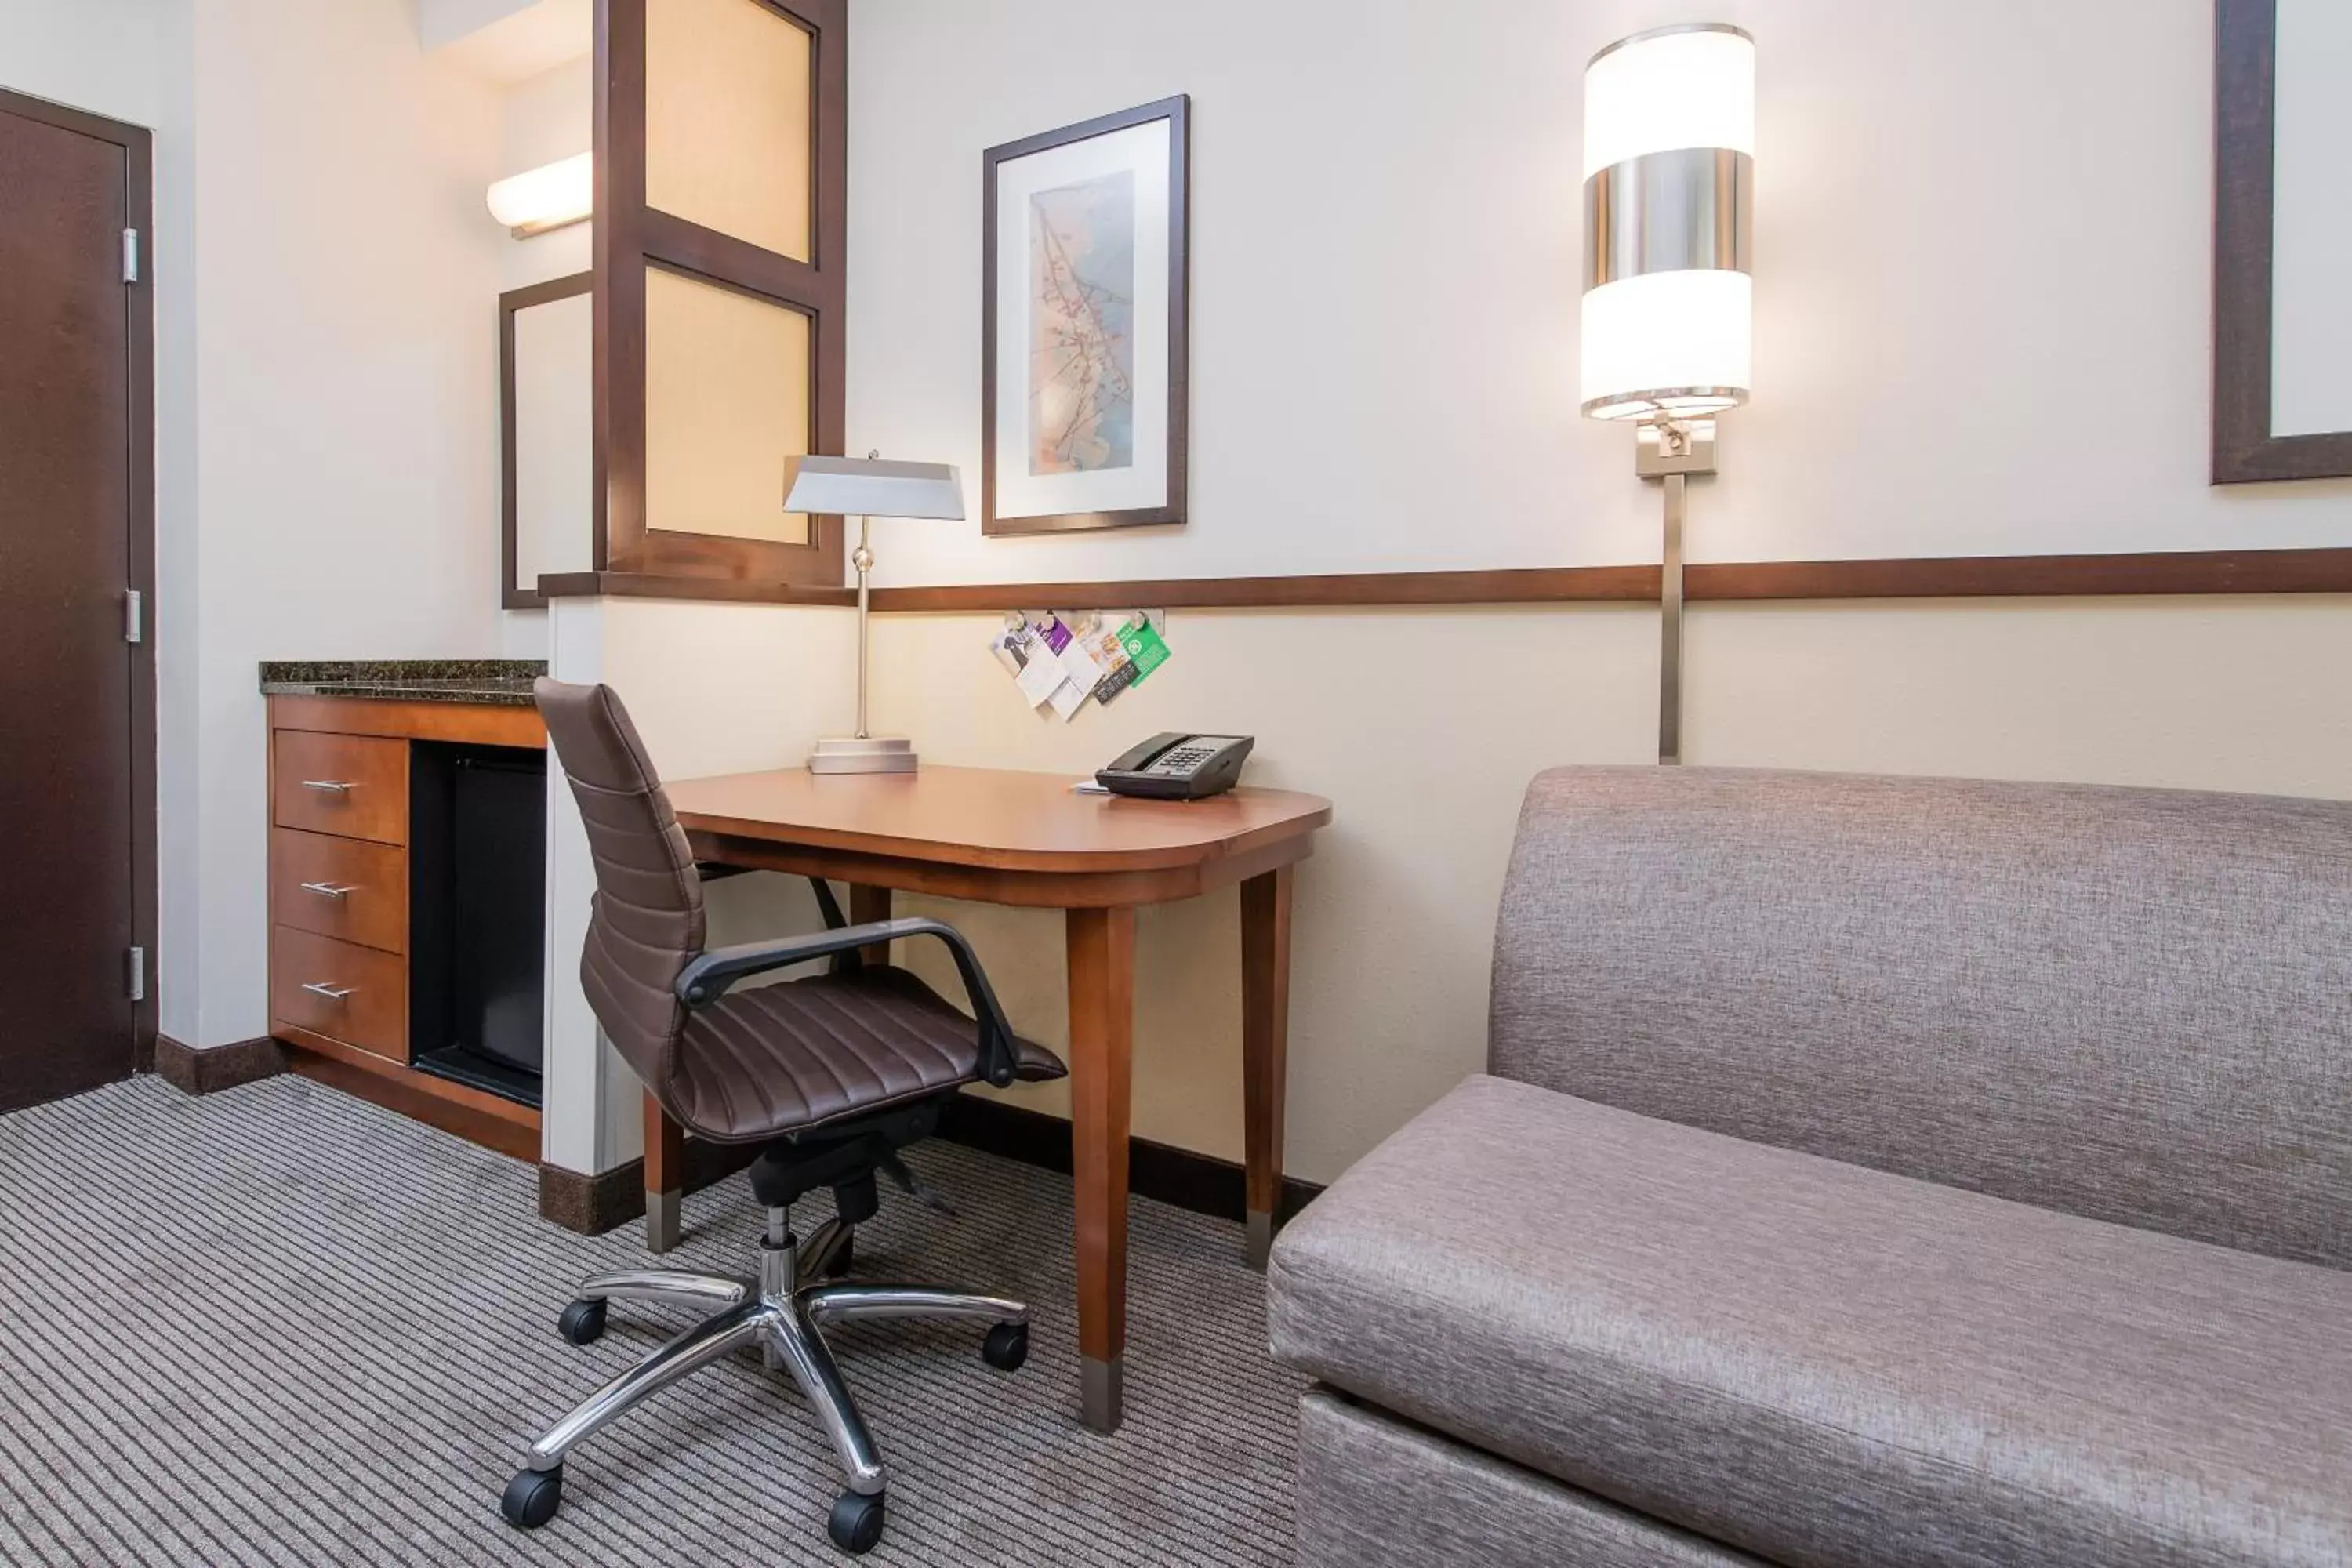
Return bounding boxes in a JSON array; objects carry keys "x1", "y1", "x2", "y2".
[{"x1": 0, "y1": 100, "x2": 140, "y2": 1111}]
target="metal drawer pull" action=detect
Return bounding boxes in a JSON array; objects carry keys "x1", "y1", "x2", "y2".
[
  {"x1": 299, "y1": 982, "x2": 354, "y2": 1002},
  {"x1": 300, "y1": 779, "x2": 355, "y2": 793},
  {"x1": 299, "y1": 881, "x2": 358, "y2": 899}
]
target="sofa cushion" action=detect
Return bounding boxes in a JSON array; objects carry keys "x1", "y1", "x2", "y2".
[
  {"x1": 1269, "y1": 1075, "x2": 2352, "y2": 1568},
  {"x1": 1489, "y1": 767, "x2": 2352, "y2": 1269},
  {"x1": 1298, "y1": 1389, "x2": 1766, "y2": 1568}
]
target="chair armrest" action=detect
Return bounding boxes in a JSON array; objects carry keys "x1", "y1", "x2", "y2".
[{"x1": 673, "y1": 917, "x2": 1023, "y2": 1087}]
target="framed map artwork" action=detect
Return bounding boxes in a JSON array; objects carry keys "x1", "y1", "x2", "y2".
[{"x1": 982, "y1": 96, "x2": 1189, "y2": 535}]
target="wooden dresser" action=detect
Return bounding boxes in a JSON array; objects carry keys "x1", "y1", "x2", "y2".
[{"x1": 265, "y1": 685, "x2": 546, "y2": 1158}]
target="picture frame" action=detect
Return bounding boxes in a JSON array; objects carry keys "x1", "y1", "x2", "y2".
[
  {"x1": 2212, "y1": 0, "x2": 2352, "y2": 483},
  {"x1": 982, "y1": 95, "x2": 1189, "y2": 535}
]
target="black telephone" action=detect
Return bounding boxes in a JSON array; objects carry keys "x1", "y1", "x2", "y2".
[{"x1": 1096, "y1": 733, "x2": 1256, "y2": 800}]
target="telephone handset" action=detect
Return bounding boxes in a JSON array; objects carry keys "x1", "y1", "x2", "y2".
[{"x1": 1095, "y1": 733, "x2": 1256, "y2": 800}]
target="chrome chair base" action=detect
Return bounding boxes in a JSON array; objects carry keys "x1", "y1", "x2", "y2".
[{"x1": 502, "y1": 1212, "x2": 1029, "y2": 1556}]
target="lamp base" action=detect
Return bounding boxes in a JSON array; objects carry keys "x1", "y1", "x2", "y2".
[{"x1": 808, "y1": 736, "x2": 917, "y2": 775}]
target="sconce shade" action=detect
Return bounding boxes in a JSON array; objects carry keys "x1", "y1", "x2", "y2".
[
  {"x1": 487, "y1": 151, "x2": 593, "y2": 237},
  {"x1": 1580, "y1": 24, "x2": 1755, "y2": 420},
  {"x1": 782, "y1": 455, "x2": 966, "y2": 520}
]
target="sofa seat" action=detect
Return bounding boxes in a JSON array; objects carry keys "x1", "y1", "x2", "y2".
[{"x1": 1269, "y1": 1074, "x2": 2352, "y2": 1568}]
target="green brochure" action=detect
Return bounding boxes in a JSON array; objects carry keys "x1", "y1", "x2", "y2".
[{"x1": 1116, "y1": 617, "x2": 1170, "y2": 684}]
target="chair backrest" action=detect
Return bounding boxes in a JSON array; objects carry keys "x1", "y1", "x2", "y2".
[
  {"x1": 1489, "y1": 765, "x2": 2352, "y2": 1269},
  {"x1": 534, "y1": 678, "x2": 705, "y2": 1097}
]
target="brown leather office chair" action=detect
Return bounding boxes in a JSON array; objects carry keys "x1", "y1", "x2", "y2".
[{"x1": 504, "y1": 679, "x2": 1066, "y2": 1555}]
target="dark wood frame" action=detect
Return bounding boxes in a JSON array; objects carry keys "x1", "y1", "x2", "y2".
[
  {"x1": 0, "y1": 87, "x2": 158, "y2": 1071},
  {"x1": 2212, "y1": 0, "x2": 2352, "y2": 483},
  {"x1": 499, "y1": 271, "x2": 594, "y2": 610},
  {"x1": 594, "y1": 0, "x2": 848, "y2": 585},
  {"x1": 982, "y1": 95, "x2": 1190, "y2": 537}
]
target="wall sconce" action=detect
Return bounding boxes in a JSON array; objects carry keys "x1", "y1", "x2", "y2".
[
  {"x1": 486, "y1": 151, "x2": 593, "y2": 238},
  {"x1": 1581, "y1": 23, "x2": 1754, "y2": 765}
]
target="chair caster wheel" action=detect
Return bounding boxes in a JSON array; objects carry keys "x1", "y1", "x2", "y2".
[
  {"x1": 501, "y1": 1465, "x2": 563, "y2": 1529},
  {"x1": 827, "y1": 1490, "x2": 885, "y2": 1554},
  {"x1": 557, "y1": 1299, "x2": 607, "y2": 1345},
  {"x1": 982, "y1": 1321, "x2": 1029, "y2": 1372}
]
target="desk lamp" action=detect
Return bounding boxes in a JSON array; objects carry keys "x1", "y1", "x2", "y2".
[
  {"x1": 783, "y1": 453, "x2": 966, "y2": 774},
  {"x1": 1580, "y1": 23, "x2": 1755, "y2": 764}
]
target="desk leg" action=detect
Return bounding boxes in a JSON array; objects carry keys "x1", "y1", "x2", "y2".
[
  {"x1": 1241, "y1": 866, "x2": 1294, "y2": 1271},
  {"x1": 1065, "y1": 905, "x2": 1135, "y2": 1436},
  {"x1": 644, "y1": 1092, "x2": 682, "y2": 1253},
  {"x1": 849, "y1": 884, "x2": 892, "y2": 966}
]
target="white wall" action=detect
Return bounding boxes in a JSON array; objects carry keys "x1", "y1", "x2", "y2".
[
  {"x1": 172, "y1": 0, "x2": 533, "y2": 1046},
  {"x1": 849, "y1": 0, "x2": 2350, "y2": 590},
  {"x1": 0, "y1": 0, "x2": 167, "y2": 126}
]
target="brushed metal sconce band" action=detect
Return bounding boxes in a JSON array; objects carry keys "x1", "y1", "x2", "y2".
[
  {"x1": 1585, "y1": 384, "x2": 1748, "y2": 421},
  {"x1": 1588, "y1": 20, "x2": 1753, "y2": 67},
  {"x1": 1584, "y1": 147, "x2": 1752, "y2": 290}
]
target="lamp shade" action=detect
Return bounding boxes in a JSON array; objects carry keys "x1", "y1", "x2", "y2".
[
  {"x1": 487, "y1": 152, "x2": 593, "y2": 237},
  {"x1": 782, "y1": 455, "x2": 965, "y2": 520},
  {"x1": 1580, "y1": 24, "x2": 1755, "y2": 421}
]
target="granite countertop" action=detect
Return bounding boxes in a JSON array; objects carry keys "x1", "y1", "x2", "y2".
[{"x1": 259, "y1": 659, "x2": 546, "y2": 708}]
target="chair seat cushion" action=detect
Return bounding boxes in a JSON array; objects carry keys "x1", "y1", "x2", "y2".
[
  {"x1": 672, "y1": 964, "x2": 1063, "y2": 1142},
  {"x1": 1269, "y1": 1074, "x2": 2352, "y2": 1568}
]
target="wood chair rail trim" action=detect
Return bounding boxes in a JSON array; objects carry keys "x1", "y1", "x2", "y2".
[{"x1": 536, "y1": 547, "x2": 2352, "y2": 612}]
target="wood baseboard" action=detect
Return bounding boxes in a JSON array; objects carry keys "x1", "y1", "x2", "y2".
[
  {"x1": 534, "y1": 1096, "x2": 1326, "y2": 1238},
  {"x1": 938, "y1": 1094, "x2": 1323, "y2": 1225},
  {"x1": 536, "y1": 1136, "x2": 765, "y2": 1236},
  {"x1": 153, "y1": 1033, "x2": 286, "y2": 1096},
  {"x1": 275, "y1": 1028, "x2": 539, "y2": 1162}
]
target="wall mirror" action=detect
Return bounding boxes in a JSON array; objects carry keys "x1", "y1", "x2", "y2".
[{"x1": 2214, "y1": 0, "x2": 2352, "y2": 483}]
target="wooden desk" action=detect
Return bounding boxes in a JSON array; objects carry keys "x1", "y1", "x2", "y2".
[{"x1": 661, "y1": 764, "x2": 1332, "y2": 1434}]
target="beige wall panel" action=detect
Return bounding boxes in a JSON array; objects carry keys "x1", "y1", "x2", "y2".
[
  {"x1": 646, "y1": 0, "x2": 813, "y2": 260},
  {"x1": 644, "y1": 266, "x2": 812, "y2": 544},
  {"x1": 1686, "y1": 597, "x2": 2352, "y2": 800}
]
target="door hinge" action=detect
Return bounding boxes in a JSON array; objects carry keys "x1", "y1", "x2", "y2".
[
  {"x1": 124, "y1": 588, "x2": 143, "y2": 644},
  {"x1": 122, "y1": 228, "x2": 140, "y2": 285},
  {"x1": 127, "y1": 946, "x2": 147, "y2": 1003}
]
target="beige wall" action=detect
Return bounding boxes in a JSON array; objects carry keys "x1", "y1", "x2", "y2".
[
  {"x1": 863, "y1": 597, "x2": 2352, "y2": 1186},
  {"x1": 869, "y1": 607, "x2": 1653, "y2": 1181}
]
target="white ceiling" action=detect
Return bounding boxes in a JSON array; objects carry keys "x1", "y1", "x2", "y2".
[{"x1": 416, "y1": 0, "x2": 590, "y2": 86}]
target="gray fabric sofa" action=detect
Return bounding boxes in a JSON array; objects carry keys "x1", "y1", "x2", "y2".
[{"x1": 1269, "y1": 767, "x2": 2352, "y2": 1568}]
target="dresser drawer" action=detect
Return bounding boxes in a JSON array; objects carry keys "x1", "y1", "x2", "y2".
[
  {"x1": 271, "y1": 926, "x2": 406, "y2": 1060},
  {"x1": 273, "y1": 731, "x2": 408, "y2": 844},
  {"x1": 272, "y1": 829, "x2": 405, "y2": 953}
]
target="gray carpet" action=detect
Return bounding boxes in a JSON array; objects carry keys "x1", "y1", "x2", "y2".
[{"x1": 0, "y1": 1074, "x2": 1304, "y2": 1566}]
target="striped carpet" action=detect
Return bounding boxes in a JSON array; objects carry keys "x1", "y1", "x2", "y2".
[{"x1": 0, "y1": 1074, "x2": 1305, "y2": 1566}]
